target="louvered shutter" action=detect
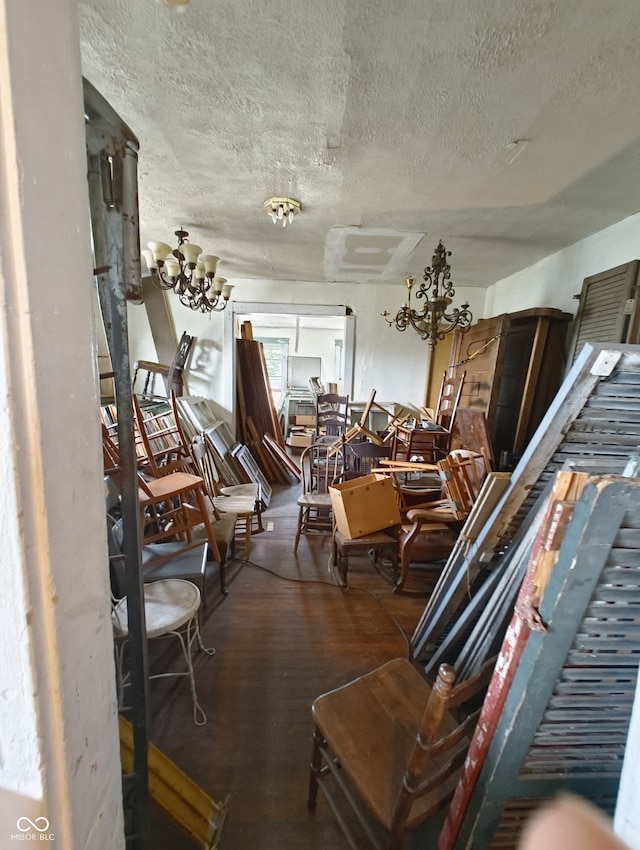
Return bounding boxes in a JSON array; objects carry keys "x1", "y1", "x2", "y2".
[{"x1": 569, "y1": 260, "x2": 640, "y2": 362}]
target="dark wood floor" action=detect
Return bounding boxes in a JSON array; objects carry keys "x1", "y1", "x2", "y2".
[{"x1": 145, "y1": 482, "x2": 430, "y2": 849}]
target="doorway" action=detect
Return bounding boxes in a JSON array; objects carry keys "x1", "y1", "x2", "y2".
[{"x1": 222, "y1": 302, "x2": 355, "y2": 415}]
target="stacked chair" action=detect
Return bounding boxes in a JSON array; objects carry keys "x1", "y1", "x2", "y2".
[
  {"x1": 327, "y1": 436, "x2": 489, "y2": 595},
  {"x1": 132, "y1": 394, "x2": 256, "y2": 584},
  {"x1": 314, "y1": 392, "x2": 349, "y2": 440}
]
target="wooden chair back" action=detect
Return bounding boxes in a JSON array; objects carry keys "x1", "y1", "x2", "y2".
[
  {"x1": 344, "y1": 439, "x2": 391, "y2": 476},
  {"x1": 391, "y1": 426, "x2": 442, "y2": 464},
  {"x1": 300, "y1": 441, "x2": 344, "y2": 495},
  {"x1": 133, "y1": 393, "x2": 196, "y2": 478},
  {"x1": 390, "y1": 658, "x2": 495, "y2": 843},
  {"x1": 132, "y1": 331, "x2": 195, "y2": 399},
  {"x1": 315, "y1": 392, "x2": 349, "y2": 438},
  {"x1": 437, "y1": 449, "x2": 487, "y2": 520},
  {"x1": 309, "y1": 656, "x2": 496, "y2": 849},
  {"x1": 434, "y1": 370, "x2": 466, "y2": 433}
]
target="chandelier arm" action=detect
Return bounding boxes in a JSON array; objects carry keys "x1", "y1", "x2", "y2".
[{"x1": 153, "y1": 267, "x2": 178, "y2": 290}]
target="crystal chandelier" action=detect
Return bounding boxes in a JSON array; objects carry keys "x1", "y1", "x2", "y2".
[
  {"x1": 263, "y1": 197, "x2": 301, "y2": 228},
  {"x1": 141, "y1": 229, "x2": 233, "y2": 313},
  {"x1": 382, "y1": 240, "x2": 472, "y2": 348}
]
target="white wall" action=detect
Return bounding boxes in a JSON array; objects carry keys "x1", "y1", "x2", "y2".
[
  {"x1": 0, "y1": 1, "x2": 124, "y2": 847},
  {"x1": 484, "y1": 211, "x2": 640, "y2": 317},
  {"x1": 129, "y1": 276, "x2": 486, "y2": 411}
]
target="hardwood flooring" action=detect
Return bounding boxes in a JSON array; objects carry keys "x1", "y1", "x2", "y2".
[{"x1": 145, "y1": 482, "x2": 430, "y2": 849}]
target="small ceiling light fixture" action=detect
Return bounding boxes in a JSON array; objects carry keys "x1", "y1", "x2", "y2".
[
  {"x1": 263, "y1": 196, "x2": 301, "y2": 228},
  {"x1": 382, "y1": 239, "x2": 472, "y2": 349},
  {"x1": 157, "y1": 0, "x2": 190, "y2": 11},
  {"x1": 141, "y1": 229, "x2": 233, "y2": 314}
]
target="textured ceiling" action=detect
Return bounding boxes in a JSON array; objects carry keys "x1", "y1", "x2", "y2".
[{"x1": 78, "y1": 0, "x2": 640, "y2": 288}]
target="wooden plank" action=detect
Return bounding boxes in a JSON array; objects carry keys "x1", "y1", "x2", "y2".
[{"x1": 263, "y1": 432, "x2": 302, "y2": 481}]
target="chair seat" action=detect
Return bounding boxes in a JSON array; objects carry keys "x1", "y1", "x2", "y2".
[
  {"x1": 112, "y1": 578, "x2": 201, "y2": 639},
  {"x1": 139, "y1": 470, "x2": 204, "y2": 503},
  {"x1": 142, "y1": 541, "x2": 208, "y2": 577},
  {"x1": 211, "y1": 494, "x2": 256, "y2": 516},
  {"x1": 312, "y1": 658, "x2": 464, "y2": 831},
  {"x1": 219, "y1": 483, "x2": 259, "y2": 499},
  {"x1": 297, "y1": 493, "x2": 332, "y2": 509}
]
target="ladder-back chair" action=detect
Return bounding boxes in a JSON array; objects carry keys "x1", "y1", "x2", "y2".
[
  {"x1": 315, "y1": 392, "x2": 349, "y2": 439},
  {"x1": 308, "y1": 657, "x2": 495, "y2": 850},
  {"x1": 432, "y1": 370, "x2": 466, "y2": 458}
]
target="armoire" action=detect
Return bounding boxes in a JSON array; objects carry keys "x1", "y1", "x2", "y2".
[
  {"x1": 448, "y1": 257, "x2": 640, "y2": 469},
  {"x1": 448, "y1": 307, "x2": 572, "y2": 468}
]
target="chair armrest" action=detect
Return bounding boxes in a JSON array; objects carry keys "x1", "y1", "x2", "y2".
[{"x1": 405, "y1": 504, "x2": 455, "y2": 523}]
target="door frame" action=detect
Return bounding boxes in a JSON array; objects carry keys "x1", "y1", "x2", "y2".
[{"x1": 223, "y1": 301, "x2": 355, "y2": 416}]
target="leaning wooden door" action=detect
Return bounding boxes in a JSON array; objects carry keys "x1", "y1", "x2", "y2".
[{"x1": 448, "y1": 313, "x2": 511, "y2": 433}]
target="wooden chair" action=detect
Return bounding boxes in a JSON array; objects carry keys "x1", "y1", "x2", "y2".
[
  {"x1": 168, "y1": 393, "x2": 262, "y2": 554},
  {"x1": 132, "y1": 331, "x2": 195, "y2": 399},
  {"x1": 133, "y1": 393, "x2": 196, "y2": 478},
  {"x1": 387, "y1": 450, "x2": 488, "y2": 595},
  {"x1": 431, "y1": 369, "x2": 466, "y2": 459},
  {"x1": 389, "y1": 372, "x2": 466, "y2": 466},
  {"x1": 294, "y1": 442, "x2": 344, "y2": 552},
  {"x1": 315, "y1": 392, "x2": 349, "y2": 439},
  {"x1": 329, "y1": 441, "x2": 399, "y2": 586},
  {"x1": 133, "y1": 393, "x2": 256, "y2": 564},
  {"x1": 102, "y1": 424, "x2": 238, "y2": 595},
  {"x1": 308, "y1": 657, "x2": 495, "y2": 850}
]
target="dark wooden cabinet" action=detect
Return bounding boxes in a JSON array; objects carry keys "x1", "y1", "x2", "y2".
[{"x1": 448, "y1": 308, "x2": 572, "y2": 467}]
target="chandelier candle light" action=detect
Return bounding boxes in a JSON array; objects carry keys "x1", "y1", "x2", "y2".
[
  {"x1": 382, "y1": 239, "x2": 472, "y2": 348},
  {"x1": 142, "y1": 229, "x2": 233, "y2": 313}
]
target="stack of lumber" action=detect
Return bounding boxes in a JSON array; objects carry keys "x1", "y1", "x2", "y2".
[{"x1": 235, "y1": 325, "x2": 300, "y2": 485}]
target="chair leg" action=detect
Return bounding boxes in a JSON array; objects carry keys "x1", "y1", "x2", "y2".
[
  {"x1": 219, "y1": 551, "x2": 228, "y2": 595},
  {"x1": 171, "y1": 619, "x2": 207, "y2": 726},
  {"x1": 332, "y1": 539, "x2": 348, "y2": 587},
  {"x1": 307, "y1": 729, "x2": 323, "y2": 811},
  {"x1": 294, "y1": 507, "x2": 304, "y2": 552}
]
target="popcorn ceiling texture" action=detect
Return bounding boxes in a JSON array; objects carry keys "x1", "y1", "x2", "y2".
[{"x1": 78, "y1": 0, "x2": 640, "y2": 286}]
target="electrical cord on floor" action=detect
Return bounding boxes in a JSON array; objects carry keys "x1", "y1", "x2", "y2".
[{"x1": 242, "y1": 556, "x2": 412, "y2": 659}]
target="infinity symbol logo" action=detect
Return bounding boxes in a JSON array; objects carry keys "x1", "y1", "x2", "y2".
[{"x1": 16, "y1": 817, "x2": 50, "y2": 832}]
